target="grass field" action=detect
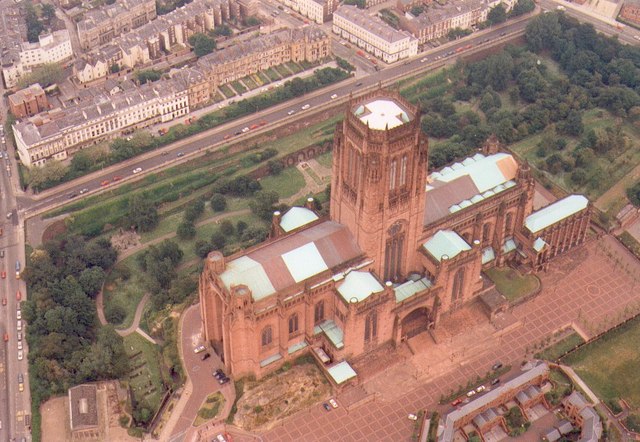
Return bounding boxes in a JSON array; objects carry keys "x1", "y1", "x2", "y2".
[
  {"x1": 102, "y1": 256, "x2": 147, "y2": 329},
  {"x1": 315, "y1": 151, "x2": 332, "y2": 169},
  {"x1": 124, "y1": 333, "x2": 165, "y2": 416},
  {"x1": 563, "y1": 316, "x2": 640, "y2": 409},
  {"x1": 194, "y1": 392, "x2": 225, "y2": 426},
  {"x1": 218, "y1": 84, "x2": 236, "y2": 98},
  {"x1": 274, "y1": 64, "x2": 291, "y2": 77},
  {"x1": 257, "y1": 71, "x2": 271, "y2": 85},
  {"x1": 286, "y1": 62, "x2": 303, "y2": 74},
  {"x1": 265, "y1": 68, "x2": 281, "y2": 82},
  {"x1": 242, "y1": 76, "x2": 258, "y2": 90},
  {"x1": 484, "y1": 267, "x2": 540, "y2": 302},
  {"x1": 231, "y1": 80, "x2": 247, "y2": 94},
  {"x1": 259, "y1": 166, "x2": 306, "y2": 199},
  {"x1": 536, "y1": 333, "x2": 585, "y2": 361}
]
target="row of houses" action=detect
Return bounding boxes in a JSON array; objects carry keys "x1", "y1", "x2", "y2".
[
  {"x1": 331, "y1": 0, "x2": 516, "y2": 63},
  {"x1": 275, "y1": 0, "x2": 338, "y2": 24},
  {"x1": 77, "y1": 0, "x2": 158, "y2": 50},
  {"x1": 75, "y1": 0, "x2": 254, "y2": 84},
  {"x1": 14, "y1": 26, "x2": 331, "y2": 167},
  {"x1": 0, "y1": 5, "x2": 74, "y2": 88}
]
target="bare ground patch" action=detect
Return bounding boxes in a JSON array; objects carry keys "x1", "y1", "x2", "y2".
[{"x1": 233, "y1": 363, "x2": 330, "y2": 431}]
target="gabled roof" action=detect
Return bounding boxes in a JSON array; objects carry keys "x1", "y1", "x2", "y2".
[
  {"x1": 424, "y1": 153, "x2": 519, "y2": 225},
  {"x1": 280, "y1": 207, "x2": 319, "y2": 233},
  {"x1": 525, "y1": 195, "x2": 589, "y2": 233},
  {"x1": 219, "y1": 221, "x2": 363, "y2": 301},
  {"x1": 423, "y1": 230, "x2": 471, "y2": 262},
  {"x1": 336, "y1": 270, "x2": 384, "y2": 303}
]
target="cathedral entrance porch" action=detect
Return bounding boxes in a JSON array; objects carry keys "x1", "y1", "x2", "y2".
[{"x1": 400, "y1": 307, "x2": 432, "y2": 340}]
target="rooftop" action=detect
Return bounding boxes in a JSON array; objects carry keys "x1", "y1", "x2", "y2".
[
  {"x1": 280, "y1": 207, "x2": 319, "y2": 233},
  {"x1": 218, "y1": 221, "x2": 363, "y2": 301},
  {"x1": 353, "y1": 99, "x2": 412, "y2": 130},
  {"x1": 334, "y1": 5, "x2": 416, "y2": 44},
  {"x1": 336, "y1": 270, "x2": 384, "y2": 303},
  {"x1": 525, "y1": 195, "x2": 589, "y2": 233},
  {"x1": 424, "y1": 152, "x2": 519, "y2": 225},
  {"x1": 327, "y1": 360, "x2": 357, "y2": 384},
  {"x1": 68, "y1": 384, "x2": 98, "y2": 431},
  {"x1": 423, "y1": 230, "x2": 471, "y2": 262}
]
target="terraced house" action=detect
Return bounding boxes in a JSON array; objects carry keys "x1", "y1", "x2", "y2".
[{"x1": 198, "y1": 88, "x2": 592, "y2": 383}]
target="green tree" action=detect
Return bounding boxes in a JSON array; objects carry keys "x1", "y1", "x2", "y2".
[
  {"x1": 27, "y1": 160, "x2": 67, "y2": 190},
  {"x1": 244, "y1": 16, "x2": 261, "y2": 27},
  {"x1": 177, "y1": 221, "x2": 196, "y2": 240},
  {"x1": 249, "y1": 190, "x2": 280, "y2": 221},
  {"x1": 236, "y1": 220, "x2": 248, "y2": 235},
  {"x1": 212, "y1": 25, "x2": 232, "y2": 37},
  {"x1": 195, "y1": 239, "x2": 213, "y2": 258},
  {"x1": 410, "y1": 5, "x2": 424, "y2": 15},
  {"x1": 510, "y1": 0, "x2": 535, "y2": 16},
  {"x1": 135, "y1": 69, "x2": 162, "y2": 84},
  {"x1": 78, "y1": 266, "x2": 106, "y2": 298},
  {"x1": 487, "y1": 4, "x2": 507, "y2": 24},
  {"x1": 188, "y1": 33, "x2": 216, "y2": 57},
  {"x1": 343, "y1": 0, "x2": 365, "y2": 7},
  {"x1": 210, "y1": 232, "x2": 227, "y2": 250},
  {"x1": 267, "y1": 160, "x2": 284, "y2": 175},
  {"x1": 41, "y1": 4, "x2": 56, "y2": 23},
  {"x1": 110, "y1": 63, "x2": 121, "y2": 74},
  {"x1": 210, "y1": 193, "x2": 227, "y2": 212},
  {"x1": 220, "y1": 219, "x2": 235, "y2": 236},
  {"x1": 127, "y1": 194, "x2": 158, "y2": 232}
]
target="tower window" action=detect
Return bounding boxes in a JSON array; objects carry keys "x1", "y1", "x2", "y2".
[
  {"x1": 389, "y1": 159, "x2": 397, "y2": 190},
  {"x1": 505, "y1": 212, "x2": 513, "y2": 234},
  {"x1": 400, "y1": 155, "x2": 407, "y2": 187},
  {"x1": 261, "y1": 326, "x2": 273, "y2": 347},
  {"x1": 482, "y1": 223, "x2": 492, "y2": 243},
  {"x1": 288, "y1": 314, "x2": 299, "y2": 335},
  {"x1": 314, "y1": 301, "x2": 325, "y2": 324},
  {"x1": 364, "y1": 311, "x2": 378, "y2": 342},
  {"x1": 451, "y1": 268, "x2": 465, "y2": 304}
]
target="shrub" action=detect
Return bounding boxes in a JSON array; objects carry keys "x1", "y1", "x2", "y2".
[
  {"x1": 210, "y1": 193, "x2": 227, "y2": 212},
  {"x1": 105, "y1": 304, "x2": 126, "y2": 325},
  {"x1": 177, "y1": 221, "x2": 196, "y2": 240},
  {"x1": 220, "y1": 220, "x2": 235, "y2": 236}
]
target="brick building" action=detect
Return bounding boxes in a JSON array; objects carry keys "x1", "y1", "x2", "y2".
[
  {"x1": 198, "y1": 89, "x2": 591, "y2": 381},
  {"x1": 8, "y1": 84, "x2": 49, "y2": 118},
  {"x1": 620, "y1": 0, "x2": 640, "y2": 26}
]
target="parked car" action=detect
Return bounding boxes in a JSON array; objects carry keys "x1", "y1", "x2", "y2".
[
  {"x1": 16, "y1": 310, "x2": 21, "y2": 320},
  {"x1": 112, "y1": 176, "x2": 122, "y2": 182},
  {"x1": 287, "y1": 110, "x2": 295, "y2": 115},
  {"x1": 451, "y1": 398, "x2": 463, "y2": 406},
  {"x1": 177, "y1": 152, "x2": 185, "y2": 157},
  {"x1": 329, "y1": 398, "x2": 338, "y2": 408},
  {"x1": 201, "y1": 352, "x2": 211, "y2": 361},
  {"x1": 408, "y1": 413, "x2": 418, "y2": 421},
  {"x1": 17, "y1": 332, "x2": 21, "y2": 341},
  {"x1": 17, "y1": 350, "x2": 23, "y2": 361},
  {"x1": 224, "y1": 134, "x2": 231, "y2": 140},
  {"x1": 218, "y1": 376, "x2": 230, "y2": 385},
  {"x1": 68, "y1": 192, "x2": 77, "y2": 199},
  {"x1": 492, "y1": 362, "x2": 503, "y2": 371},
  {"x1": 330, "y1": 94, "x2": 338, "y2": 99},
  {"x1": 132, "y1": 167, "x2": 143, "y2": 174},
  {"x1": 2, "y1": 298, "x2": 6, "y2": 306},
  {"x1": 491, "y1": 378, "x2": 501, "y2": 386},
  {"x1": 322, "y1": 403, "x2": 331, "y2": 412},
  {"x1": 420, "y1": 57, "x2": 428, "y2": 63},
  {"x1": 17, "y1": 341, "x2": 22, "y2": 351},
  {"x1": 1, "y1": 271, "x2": 5, "y2": 279},
  {"x1": 476, "y1": 385, "x2": 486, "y2": 393},
  {"x1": 3, "y1": 333, "x2": 7, "y2": 342},
  {"x1": 16, "y1": 290, "x2": 21, "y2": 301},
  {"x1": 466, "y1": 390, "x2": 476, "y2": 398},
  {"x1": 194, "y1": 345, "x2": 206, "y2": 354},
  {"x1": 213, "y1": 369, "x2": 225, "y2": 379},
  {"x1": 101, "y1": 180, "x2": 110, "y2": 187},
  {"x1": 241, "y1": 127, "x2": 250, "y2": 133},
  {"x1": 79, "y1": 188, "x2": 89, "y2": 194},
  {"x1": 355, "y1": 82, "x2": 363, "y2": 87},
  {"x1": 0, "y1": 250, "x2": 4, "y2": 258},
  {"x1": 301, "y1": 104, "x2": 310, "y2": 110}
]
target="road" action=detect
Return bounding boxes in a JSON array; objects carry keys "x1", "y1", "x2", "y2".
[
  {"x1": 21, "y1": 18, "x2": 533, "y2": 218},
  {"x1": 0, "y1": 127, "x2": 30, "y2": 441}
]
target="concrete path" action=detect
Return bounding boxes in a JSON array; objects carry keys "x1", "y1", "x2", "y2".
[{"x1": 558, "y1": 365, "x2": 601, "y2": 405}]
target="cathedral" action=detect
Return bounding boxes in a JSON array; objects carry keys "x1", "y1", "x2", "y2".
[{"x1": 198, "y1": 88, "x2": 591, "y2": 385}]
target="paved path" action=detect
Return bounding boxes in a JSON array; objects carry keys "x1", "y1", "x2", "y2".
[{"x1": 558, "y1": 365, "x2": 601, "y2": 405}]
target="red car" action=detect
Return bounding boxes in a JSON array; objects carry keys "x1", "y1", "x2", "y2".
[
  {"x1": 224, "y1": 134, "x2": 231, "y2": 140},
  {"x1": 3, "y1": 333, "x2": 8, "y2": 342},
  {"x1": 1, "y1": 271, "x2": 5, "y2": 279},
  {"x1": 259, "y1": 120, "x2": 267, "y2": 126},
  {"x1": 112, "y1": 176, "x2": 122, "y2": 182},
  {"x1": 101, "y1": 180, "x2": 110, "y2": 187},
  {"x1": 2, "y1": 298, "x2": 6, "y2": 306},
  {"x1": 451, "y1": 398, "x2": 463, "y2": 407},
  {"x1": 16, "y1": 290, "x2": 21, "y2": 301}
]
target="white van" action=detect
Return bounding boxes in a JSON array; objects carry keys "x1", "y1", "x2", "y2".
[{"x1": 17, "y1": 320, "x2": 22, "y2": 331}]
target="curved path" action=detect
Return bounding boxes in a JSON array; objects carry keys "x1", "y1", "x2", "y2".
[{"x1": 96, "y1": 291, "x2": 151, "y2": 338}]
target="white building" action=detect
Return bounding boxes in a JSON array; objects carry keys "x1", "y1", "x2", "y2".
[
  {"x1": 333, "y1": 5, "x2": 418, "y2": 63},
  {"x1": 2, "y1": 30, "x2": 74, "y2": 88},
  {"x1": 277, "y1": 0, "x2": 336, "y2": 24},
  {"x1": 13, "y1": 78, "x2": 189, "y2": 167}
]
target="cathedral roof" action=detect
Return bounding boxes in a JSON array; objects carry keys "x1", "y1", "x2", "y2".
[
  {"x1": 525, "y1": 195, "x2": 589, "y2": 234},
  {"x1": 423, "y1": 230, "x2": 471, "y2": 262},
  {"x1": 336, "y1": 270, "x2": 384, "y2": 303},
  {"x1": 280, "y1": 207, "x2": 319, "y2": 233},
  {"x1": 219, "y1": 221, "x2": 363, "y2": 301},
  {"x1": 424, "y1": 153, "x2": 519, "y2": 226},
  {"x1": 353, "y1": 98, "x2": 412, "y2": 130}
]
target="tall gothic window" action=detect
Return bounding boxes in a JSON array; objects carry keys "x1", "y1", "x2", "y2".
[
  {"x1": 400, "y1": 155, "x2": 407, "y2": 187},
  {"x1": 384, "y1": 222, "x2": 404, "y2": 282},
  {"x1": 451, "y1": 268, "x2": 465, "y2": 304},
  {"x1": 288, "y1": 314, "x2": 299, "y2": 335},
  {"x1": 364, "y1": 311, "x2": 378, "y2": 342},
  {"x1": 261, "y1": 326, "x2": 273, "y2": 347},
  {"x1": 505, "y1": 212, "x2": 513, "y2": 234},
  {"x1": 314, "y1": 301, "x2": 325, "y2": 324},
  {"x1": 389, "y1": 159, "x2": 397, "y2": 190},
  {"x1": 482, "y1": 223, "x2": 492, "y2": 243}
]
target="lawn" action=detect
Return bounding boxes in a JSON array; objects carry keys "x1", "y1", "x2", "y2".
[
  {"x1": 536, "y1": 332, "x2": 585, "y2": 361},
  {"x1": 124, "y1": 333, "x2": 166, "y2": 417},
  {"x1": 274, "y1": 64, "x2": 291, "y2": 78},
  {"x1": 194, "y1": 392, "x2": 225, "y2": 427},
  {"x1": 259, "y1": 166, "x2": 306, "y2": 199},
  {"x1": 218, "y1": 84, "x2": 236, "y2": 98},
  {"x1": 257, "y1": 71, "x2": 271, "y2": 85},
  {"x1": 315, "y1": 151, "x2": 333, "y2": 169},
  {"x1": 563, "y1": 316, "x2": 640, "y2": 409},
  {"x1": 285, "y1": 61, "x2": 303, "y2": 74},
  {"x1": 484, "y1": 267, "x2": 540, "y2": 303},
  {"x1": 231, "y1": 80, "x2": 247, "y2": 95},
  {"x1": 241, "y1": 76, "x2": 258, "y2": 90},
  {"x1": 102, "y1": 255, "x2": 146, "y2": 330},
  {"x1": 265, "y1": 68, "x2": 281, "y2": 82}
]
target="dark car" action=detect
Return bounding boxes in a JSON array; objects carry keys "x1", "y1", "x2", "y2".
[
  {"x1": 322, "y1": 403, "x2": 331, "y2": 412},
  {"x1": 68, "y1": 193, "x2": 77, "y2": 199},
  {"x1": 218, "y1": 376, "x2": 230, "y2": 385},
  {"x1": 500, "y1": 31, "x2": 507, "y2": 36},
  {"x1": 234, "y1": 131, "x2": 242, "y2": 136},
  {"x1": 201, "y1": 352, "x2": 211, "y2": 361},
  {"x1": 492, "y1": 362, "x2": 503, "y2": 371},
  {"x1": 491, "y1": 378, "x2": 501, "y2": 386},
  {"x1": 213, "y1": 369, "x2": 225, "y2": 379},
  {"x1": 355, "y1": 82, "x2": 363, "y2": 87},
  {"x1": 177, "y1": 152, "x2": 185, "y2": 157}
]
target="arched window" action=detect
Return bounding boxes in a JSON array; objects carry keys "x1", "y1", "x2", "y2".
[
  {"x1": 364, "y1": 311, "x2": 378, "y2": 342},
  {"x1": 400, "y1": 155, "x2": 407, "y2": 187},
  {"x1": 451, "y1": 268, "x2": 465, "y2": 304},
  {"x1": 261, "y1": 326, "x2": 273, "y2": 347},
  {"x1": 482, "y1": 223, "x2": 492, "y2": 243},
  {"x1": 389, "y1": 159, "x2": 397, "y2": 190},
  {"x1": 288, "y1": 314, "x2": 299, "y2": 335},
  {"x1": 314, "y1": 301, "x2": 325, "y2": 324},
  {"x1": 505, "y1": 212, "x2": 513, "y2": 234}
]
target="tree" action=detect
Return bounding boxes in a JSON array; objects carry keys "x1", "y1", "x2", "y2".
[
  {"x1": 24, "y1": 2, "x2": 43, "y2": 42},
  {"x1": 267, "y1": 160, "x2": 284, "y2": 175},
  {"x1": 177, "y1": 221, "x2": 196, "y2": 240},
  {"x1": 110, "y1": 64, "x2": 121, "y2": 74},
  {"x1": 78, "y1": 266, "x2": 106, "y2": 298},
  {"x1": 487, "y1": 4, "x2": 507, "y2": 24},
  {"x1": 27, "y1": 160, "x2": 68, "y2": 190},
  {"x1": 243, "y1": 16, "x2": 261, "y2": 27},
  {"x1": 220, "y1": 220, "x2": 235, "y2": 236},
  {"x1": 410, "y1": 5, "x2": 424, "y2": 16},
  {"x1": 249, "y1": 190, "x2": 280, "y2": 221},
  {"x1": 236, "y1": 220, "x2": 248, "y2": 235},
  {"x1": 510, "y1": 0, "x2": 535, "y2": 16},
  {"x1": 212, "y1": 25, "x2": 232, "y2": 37},
  {"x1": 210, "y1": 193, "x2": 227, "y2": 212},
  {"x1": 188, "y1": 33, "x2": 217, "y2": 57},
  {"x1": 210, "y1": 232, "x2": 227, "y2": 250},
  {"x1": 41, "y1": 4, "x2": 56, "y2": 23},
  {"x1": 195, "y1": 239, "x2": 213, "y2": 258},
  {"x1": 336, "y1": 57, "x2": 355, "y2": 72},
  {"x1": 127, "y1": 194, "x2": 158, "y2": 232},
  {"x1": 343, "y1": 0, "x2": 365, "y2": 8},
  {"x1": 184, "y1": 199, "x2": 205, "y2": 222},
  {"x1": 135, "y1": 69, "x2": 162, "y2": 85}
]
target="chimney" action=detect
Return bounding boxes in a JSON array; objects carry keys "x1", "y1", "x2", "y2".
[
  {"x1": 305, "y1": 197, "x2": 315, "y2": 210},
  {"x1": 270, "y1": 211, "x2": 282, "y2": 239}
]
